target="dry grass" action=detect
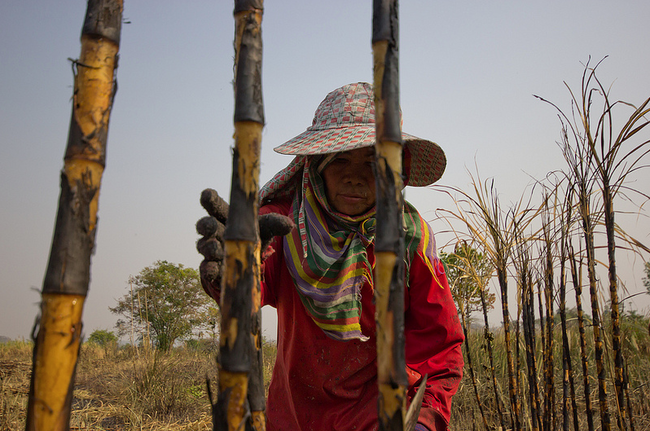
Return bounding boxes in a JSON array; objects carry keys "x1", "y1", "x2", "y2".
[
  {"x1": 1, "y1": 339, "x2": 244, "y2": 430},
  {"x1": 71, "y1": 343, "x2": 217, "y2": 430},
  {"x1": 2, "y1": 322, "x2": 648, "y2": 431},
  {"x1": 1, "y1": 340, "x2": 32, "y2": 431}
]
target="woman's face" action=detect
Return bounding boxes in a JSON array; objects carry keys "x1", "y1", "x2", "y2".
[{"x1": 321, "y1": 147, "x2": 376, "y2": 216}]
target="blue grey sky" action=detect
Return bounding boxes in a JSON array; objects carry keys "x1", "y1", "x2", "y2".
[{"x1": 1, "y1": 1, "x2": 649, "y2": 341}]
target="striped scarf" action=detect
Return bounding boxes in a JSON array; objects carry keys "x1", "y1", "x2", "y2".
[{"x1": 282, "y1": 156, "x2": 441, "y2": 341}]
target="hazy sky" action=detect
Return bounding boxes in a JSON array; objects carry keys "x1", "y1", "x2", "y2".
[{"x1": 1, "y1": 1, "x2": 649, "y2": 341}]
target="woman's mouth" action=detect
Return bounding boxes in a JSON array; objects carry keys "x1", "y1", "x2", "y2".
[{"x1": 339, "y1": 193, "x2": 366, "y2": 202}]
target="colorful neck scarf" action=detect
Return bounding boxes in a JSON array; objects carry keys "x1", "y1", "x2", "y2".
[
  {"x1": 283, "y1": 156, "x2": 376, "y2": 341},
  {"x1": 277, "y1": 156, "x2": 442, "y2": 341}
]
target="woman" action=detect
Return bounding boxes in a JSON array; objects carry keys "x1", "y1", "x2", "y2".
[{"x1": 198, "y1": 82, "x2": 464, "y2": 431}]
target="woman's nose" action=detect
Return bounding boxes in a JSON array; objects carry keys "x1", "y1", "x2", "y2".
[{"x1": 341, "y1": 164, "x2": 367, "y2": 185}]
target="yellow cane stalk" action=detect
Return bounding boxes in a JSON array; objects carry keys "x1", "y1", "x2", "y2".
[
  {"x1": 373, "y1": 7, "x2": 408, "y2": 427},
  {"x1": 215, "y1": 2, "x2": 265, "y2": 430},
  {"x1": 375, "y1": 251, "x2": 405, "y2": 419},
  {"x1": 30, "y1": 294, "x2": 85, "y2": 431},
  {"x1": 219, "y1": 371, "x2": 250, "y2": 431},
  {"x1": 27, "y1": 2, "x2": 121, "y2": 429}
]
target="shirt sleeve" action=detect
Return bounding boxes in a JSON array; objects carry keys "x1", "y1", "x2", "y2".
[
  {"x1": 405, "y1": 248, "x2": 465, "y2": 430},
  {"x1": 258, "y1": 199, "x2": 292, "y2": 308}
]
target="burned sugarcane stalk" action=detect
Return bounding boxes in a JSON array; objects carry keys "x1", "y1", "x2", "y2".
[
  {"x1": 25, "y1": 1, "x2": 122, "y2": 430},
  {"x1": 372, "y1": 1, "x2": 409, "y2": 430},
  {"x1": 568, "y1": 240, "x2": 595, "y2": 431},
  {"x1": 476, "y1": 275, "x2": 505, "y2": 429},
  {"x1": 582, "y1": 199, "x2": 611, "y2": 431},
  {"x1": 519, "y1": 253, "x2": 540, "y2": 431},
  {"x1": 461, "y1": 304, "x2": 489, "y2": 431},
  {"x1": 212, "y1": 1, "x2": 265, "y2": 430},
  {"x1": 541, "y1": 215, "x2": 556, "y2": 431},
  {"x1": 602, "y1": 187, "x2": 626, "y2": 430},
  {"x1": 559, "y1": 189, "x2": 580, "y2": 431},
  {"x1": 497, "y1": 254, "x2": 520, "y2": 431}
]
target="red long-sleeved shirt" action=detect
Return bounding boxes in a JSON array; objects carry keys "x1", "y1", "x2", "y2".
[{"x1": 259, "y1": 199, "x2": 464, "y2": 431}]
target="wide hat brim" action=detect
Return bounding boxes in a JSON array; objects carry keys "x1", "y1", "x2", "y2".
[{"x1": 273, "y1": 126, "x2": 446, "y2": 187}]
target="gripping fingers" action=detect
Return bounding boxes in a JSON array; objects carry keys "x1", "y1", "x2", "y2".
[
  {"x1": 196, "y1": 215, "x2": 225, "y2": 261},
  {"x1": 258, "y1": 213, "x2": 295, "y2": 247},
  {"x1": 200, "y1": 188, "x2": 230, "y2": 223},
  {"x1": 197, "y1": 189, "x2": 230, "y2": 302},
  {"x1": 258, "y1": 213, "x2": 294, "y2": 262},
  {"x1": 197, "y1": 236, "x2": 224, "y2": 261},
  {"x1": 196, "y1": 216, "x2": 225, "y2": 239}
]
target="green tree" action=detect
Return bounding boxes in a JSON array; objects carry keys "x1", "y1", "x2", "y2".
[
  {"x1": 441, "y1": 241, "x2": 497, "y2": 429},
  {"x1": 110, "y1": 260, "x2": 214, "y2": 351},
  {"x1": 87, "y1": 329, "x2": 117, "y2": 347},
  {"x1": 644, "y1": 261, "x2": 650, "y2": 295},
  {"x1": 440, "y1": 242, "x2": 495, "y2": 322}
]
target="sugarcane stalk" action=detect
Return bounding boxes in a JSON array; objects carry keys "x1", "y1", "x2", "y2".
[
  {"x1": 568, "y1": 240, "x2": 595, "y2": 431},
  {"x1": 559, "y1": 188, "x2": 580, "y2": 431},
  {"x1": 372, "y1": 1, "x2": 408, "y2": 430},
  {"x1": 559, "y1": 239, "x2": 572, "y2": 431},
  {"x1": 526, "y1": 277, "x2": 541, "y2": 431},
  {"x1": 623, "y1": 358, "x2": 635, "y2": 431},
  {"x1": 512, "y1": 213, "x2": 539, "y2": 431},
  {"x1": 25, "y1": 2, "x2": 122, "y2": 430},
  {"x1": 514, "y1": 301, "x2": 523, "y2": 429},
  {"x1": 480, "y1": 280, "x2": 505, "y2": 429},
  {"x1": 460, "y1": 302, "x2": 489, "y2": 431},
  {"x1": 519, "y1": 253, "x2": 540, "y2": 431},
  {"x1": 572, "y1": 65, "x2": 616, "y2": 431},
  {"x1": 496, "y1": 255, "x2": 520, "y2": 431},
  {"x1": 602, "y1": 185, "x2": 626, "y2": 431},
  {"x1": 213, "y1": 2, "x2": 265, "y2": 431},
  {"x1": 581, "y1": 196, "x2": 611, "y2": 431},
  {"x1": 541, "y1": 215, "x2": 556, "y2": 431}
]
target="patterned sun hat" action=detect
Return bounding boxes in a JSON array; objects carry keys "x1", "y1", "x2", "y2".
[{"x1": 273, "y1": 82, "x2": 446, "y2": 187}]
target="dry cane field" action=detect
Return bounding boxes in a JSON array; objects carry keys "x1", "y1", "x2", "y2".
[
  {"x1": 3, "y1": 59, "x2": 650, "y2": 431},
  {"x1": 1, "y1": 313, "x2": 649, "y2": 431}
]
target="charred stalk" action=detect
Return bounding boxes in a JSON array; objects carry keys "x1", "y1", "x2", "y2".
[
  {"x1": 568, "y1": 241, "x2": 595, "y2": 431},
  {"x1": 372, "y1": 1, "x2": 409, "y2": 429},
  {"x1": 25, "y1": 2, "x2": 122, "y2": 430},
  {"x1": 213, "y1": 2, "x2": 265, "y2": 430}
]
